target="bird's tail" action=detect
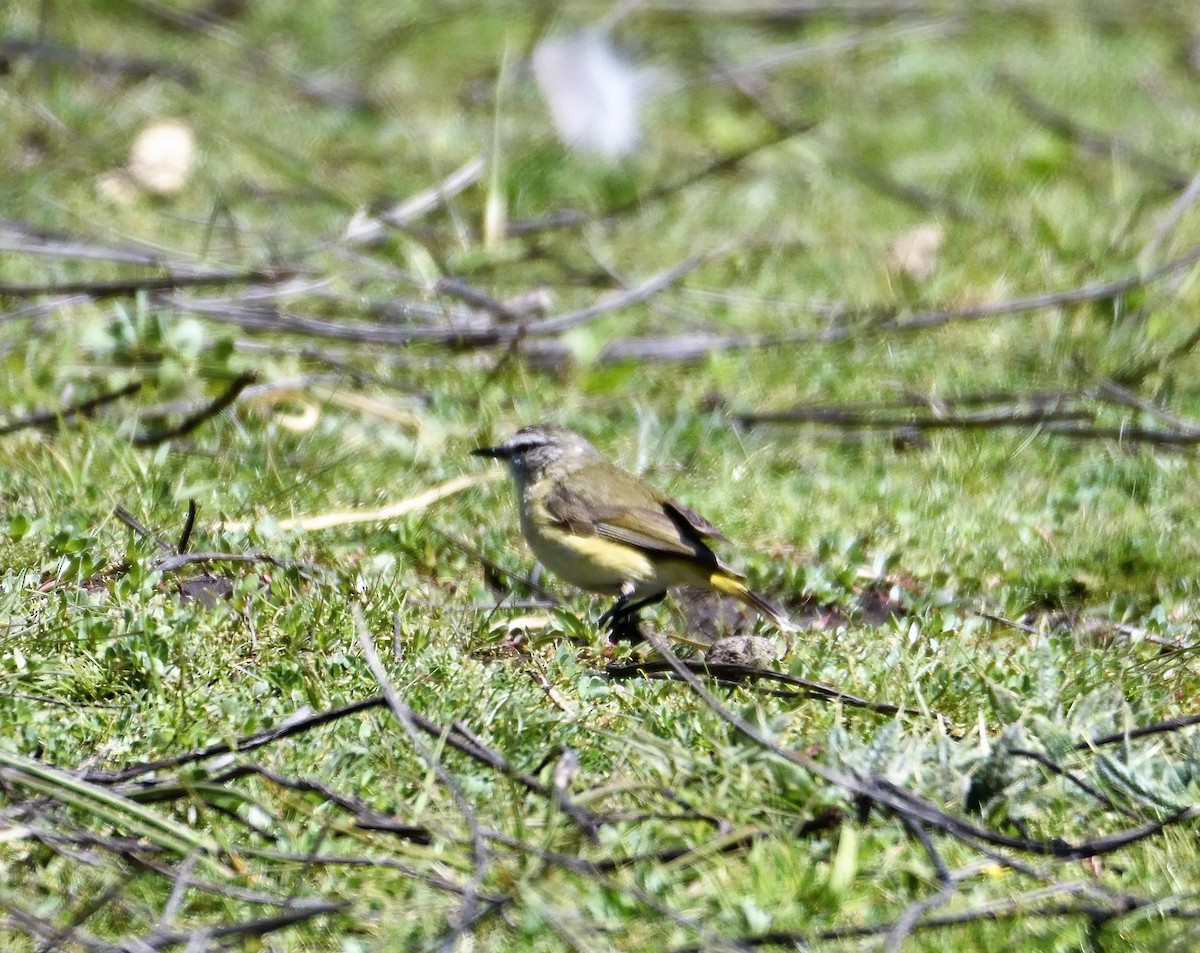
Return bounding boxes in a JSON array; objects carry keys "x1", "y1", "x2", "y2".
[{"x1": 709, "y1": 573, "x2": 798, "y2": 633}]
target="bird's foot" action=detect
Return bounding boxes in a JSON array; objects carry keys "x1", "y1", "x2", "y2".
[{"x1": 604, "y1": 612, "x2": 647, "y2": 645}]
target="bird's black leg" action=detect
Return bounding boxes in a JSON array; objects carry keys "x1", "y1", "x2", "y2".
[
  {"x1": 598, "y1": 593, "x2": 631, "y2": 633},
  {"x1": 601, "y1": 592, "x2": 667, "y2": 644},
  {"x1": 622, "y1": 592, "x2": 666, "y2": 618}
]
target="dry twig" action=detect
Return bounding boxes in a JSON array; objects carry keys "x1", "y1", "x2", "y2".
[
  {"x1": 354, "y1": 609, "x2": 490, "y2": 951},
  {"x1": 633, "y1": 627, "x2": 1200, "y2": 862},
  {"x1": 604, "y1": 658, "x2": 926, "y2": 717},
  {"x1": 0, "y1": 381, "x2": 142, "y2": 436},
  {"x1": 131, "y1": 373, "x2": 257, "y2": 446}
]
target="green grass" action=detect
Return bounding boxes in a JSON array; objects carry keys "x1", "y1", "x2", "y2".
[{"x1": 3, "y1": 1, "x2": 1200, "y2": 949}]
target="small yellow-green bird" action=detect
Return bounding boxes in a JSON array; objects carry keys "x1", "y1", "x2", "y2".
[{"x1": 473, "y1": 425, "x2": 796, "y2": 642}]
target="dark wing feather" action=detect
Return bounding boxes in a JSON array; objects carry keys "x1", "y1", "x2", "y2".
[
  {"x1": 543, "y1": 462, "x2": 731, "y2": 569},
  {"x1": 663, "y1": 500, "x2": 727, "y2": 542}
]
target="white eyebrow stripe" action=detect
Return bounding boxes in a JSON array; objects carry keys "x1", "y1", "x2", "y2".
[{"x1": 507, "y1": 433, "x2": 551, "y2": 451}]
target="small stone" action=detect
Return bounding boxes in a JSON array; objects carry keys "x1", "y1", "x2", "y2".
[{"x1": 705, "y1": 635, "x2": 779, "y2": 667}]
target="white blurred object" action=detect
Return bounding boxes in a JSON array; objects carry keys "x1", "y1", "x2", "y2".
[
  {"x1": 888, "y1": 223, "x2": 944, "y2": 282},
  {"x1": 127, "y1": 119, "x2": 196, "y2": 196},
  {"x1": 532, "y1": 30, "x2": 646, "y2": 158},
  {"x1": 95, "y1": 169, "x2": 139, "y2": 206}
]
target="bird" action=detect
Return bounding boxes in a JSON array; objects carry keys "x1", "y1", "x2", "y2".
[{"x1": 472, "y1": 424, "x2": 796, "y2": 643}]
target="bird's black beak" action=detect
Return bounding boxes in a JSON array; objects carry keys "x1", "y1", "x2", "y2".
[{"x1": 472, "y1": 444, "x2": 509, "y2": 460}]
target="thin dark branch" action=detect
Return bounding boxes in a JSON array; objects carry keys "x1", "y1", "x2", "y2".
[
  {"x1": 354, "y1": 609, "x2": 489, "y2": 952},
  {"x1": 113, "y1": 505, "x2": 174, "y2": 553},
  {"x1": 1001, "y1": 74, "x2": 1191, "y2": 189},
  {"x1": 0, "y1": 269, "x2": 298, "y2": 299},
  {"x1": 668, "y1": 901, "x2": 1156, "y2": 952},
  {"x1": 126, "y1": 901, "x2": 348, "y2": 951},
  {"x1": 1, "y1": 899, "x2": 119, "y2": 953},
  {"x1": 843, "y1": 157, "x2": 979, "y2": 221},
  {"x1": 0, "y1": 38, "x2": 198, "y2": 87},
  {"x1": 176, "y1": 500, "x2": 197, "y2": 554},
  {"x1": 109, "y1": 513, "x2": 306, "y2": 587},
  {"x1": 167, "y1": 253, "x2": 709, "y2": 348},
  {"x1": 1096, "y1": 379, "x2": 1200, "y2": 435},
  {"x1": 434, "y1": 277, "x2": 527, "y2": 322},
  {"x1": 734, "y1": 381, "x2": 1200, "y2": 449},
  {"x1": 886, "y1": 818, "x2": 955, "y2": 951},
  {"x1": 127, "y1": 854, "x2": 324, "y2": 908},
  {"x1": 29, "y1": 868, "x2": 147, "y2": 953},
  {"x1": 422, "y1": 716, "x2": 603, "y2": 835},
  {"x1": 483, "y1": 822, "x2": 755, "y2": 873},
  {"x1": 164, "y1": 297, "x2": 491, "y2": 347},
  {"x1": 156, "y1": 851, "x2": 199, "y2": 934},
  {"x1": 506, "y1": 124, "x2": 811, "y2": 237},
  {"x1": 245, "y1": 846, "x2": 508, "y2": 902},
  {"x1": 1008, "y1": 748, "x2": 1139, "y2": 820},
  {"x1": 194, "y1": 762, "x2": 432, "y2": 843},
  {"x1": 85, "y1": 694, "x2": 604, "y2": 835},
  {"x1": 520, "y1": 252, "x2": 714, "y2": 337},
  {"x1": 0, "y1": 381, "x2": 143, "y2": 436},
  {"x1": 423, "y1": 901, "x2": 514, "y2": 953},
  {"x1": 1117, "y1": 317, "x2": 1200, "y2": 386},
  {"x1": 835, "y1": 238, "x2": 1200, "y2": 339},
  {"x1": 481, "y1": 828, "x2": 754, "y2": 952},
  {"x1": 977, "y1": 610, "x2": 1042, "y2": 636},
  {"x1": 159, "y1": 230, "x2": 1190, "y2": 360},
  {"x1": 1083, "y1": 713, "x2": 1200, "y2": 750},
  {"x1": 1105, "y1": 620, "x2": 1192, "y2": 654},
  {"x1": 131, "y1": 374, "x2": 343, "y2": 423},
  {"x1": 84, "y1": 696, "x2": 391, "y2": 784},
  {"x1": 634, "y1": 627, "x2": 1200, "y2": 860},
  {"x1": 148, "y1": 551, "x2": 299, "y2": 573},
  {"x1": 570, "y1": 239, "x2": 1200, "y2": 366},
  {"x1": 879, "y1": 775, "x2": 1197, "y2": 859},
  {"x1": 18, "y1": 819, "x2": 170, "y2": 861},
  {"x1": 0, "y1": 220, "x2": 179, "y2": 266},
  {"x1": 736, "y1": 406, "x2": 1095, "y2": 430},
  {"x1": 132, "y1": 372, "x2": 257, "y2": 446},
  {"x1": 1041, "y1": 422, "x2": 1200, "y2": 448},
  {"x1": 0, "y1": 295, "x2": 91, "y2": 327},
  {"x1": 603, "y1": 659, "x2": 926, "y2": 717}
]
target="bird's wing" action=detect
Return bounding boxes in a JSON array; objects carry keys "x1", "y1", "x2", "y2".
[
  {"x1": 662, "y1": 499, "x2": 728, "y2": 542},
  {"x1": 543, "y1": 463, "x2": 733, "y2": 569}
]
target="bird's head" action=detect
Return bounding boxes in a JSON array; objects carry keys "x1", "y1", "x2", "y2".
[{"x1": 472, "y1": 425, "x2": 601, "y2": 483}]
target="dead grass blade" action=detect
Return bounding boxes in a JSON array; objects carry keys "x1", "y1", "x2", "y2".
[
  {"x1": 219, "y1": 472, "x2": 500, "y2": 534},
  {"x1": 0, "y1": 750, "x2": 227, "y2": 868}
]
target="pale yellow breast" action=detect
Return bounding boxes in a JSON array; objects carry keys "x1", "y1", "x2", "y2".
[
  {"x1": 517, "y1": 486, "x2": 713, "y2": 597},
  {"x1": 520, "y1": 506, "x2": 653, "y2": 594}
]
